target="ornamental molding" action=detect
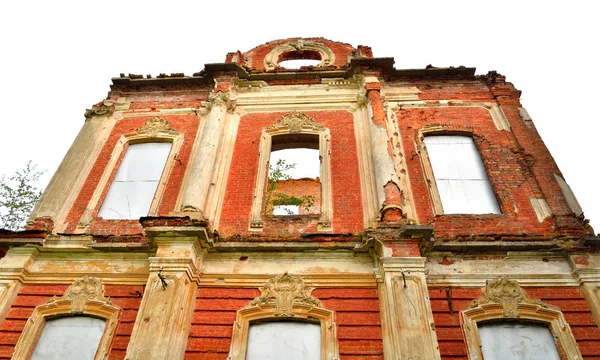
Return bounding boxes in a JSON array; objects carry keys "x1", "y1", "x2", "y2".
[
  {"x1": 267, "y1": 112, "x2": 324, "y2": 134},
  {"x1": 207, "y1": 91, "x2": 236, "y2": 112},
  {"x1": 48, "y1": 276, "x2": 111, "y2": 313},
  {"x1": 263, "y1": 40, "x2": 335, "y2": 71},
  {"x1": 470, "y1": 276, "x2": 545, "y2": 318},
  {"x1": 136, "y1": 116, "x2": 177, "y2": 137},
  {"x1": 249, "y1": 272, "x2": 321, "y2": 317},
  {"x1": 84, "y1": 104, "x2": 114, "y2": 120}
]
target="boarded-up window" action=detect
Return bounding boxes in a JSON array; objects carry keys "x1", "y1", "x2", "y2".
[
  {"x1": 479, "y1": 322, "x2": 560, "y2": 360},
  {"x1": 30, "y1": 317, "x2": 106, "y2": 360},
  {"x1": 246, "y1": 321, "x2": 320, "y2": 360},
  {"x1": 424, "y1": 135, "x2": 500, "y2": 214},
  {"x1": 98, "y1": 142, "x2": 171, "y2": 219}
]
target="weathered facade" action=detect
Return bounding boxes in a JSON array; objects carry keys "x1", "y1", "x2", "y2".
[{"x1": 1, "y1": 38, "x2": 599, "y2": 359}]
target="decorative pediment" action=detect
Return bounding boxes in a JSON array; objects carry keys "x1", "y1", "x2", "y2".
[
  {"x1": 249, "y1": 272, "x2": 321, "y2": 317},
  {"x1": 267, "y1": 112, "x2": 324, "y2": 134},
  {"x1": 136, "y1": 116, "x2": 177, "y2": 137},
  {"x1": 264, "y1": 41, "x2": 335, "y2": 71},
  {"x1": 48, "y1": 276, "x2": 110, "y2": 313},
  {"x1": 470, "y1": 277, "x2": 545, "y2": 318}
]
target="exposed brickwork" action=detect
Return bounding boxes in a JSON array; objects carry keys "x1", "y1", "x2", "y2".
[
  {"x1": 267, "y1": 178, "x2": 321, "y2": 216},
  {"x1": 220, "y1": 111, "x2": 363, "y2": 238},
  {"x1": 237, "y1": 38, "x2": 358, "y2": 72},
  {"x1": 0, "y1": 284, "x2": 142, "y2": 359},
  {"x1": 63, "y1": 115, "x2": 199, "y2": 236},
  {"x1": 186, "y1": 287, "x2": 382, "y2": 359},
  {"x1": 429, "y1": 286, "x2": 600, "y2": 359}
]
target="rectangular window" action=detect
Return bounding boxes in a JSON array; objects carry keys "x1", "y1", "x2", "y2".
[
  {"x1": 479, "y1": 322, "x2": 560, "y2": 360},
  {"x1": 98, "y1": 142, "x2": 172, "y2": 219},
  {"x1": 265, "y1": 134, "x2": 320, "y2": 216},
  {"x1": 424, "y1": 135, "x2": 500, "y2": 214}
]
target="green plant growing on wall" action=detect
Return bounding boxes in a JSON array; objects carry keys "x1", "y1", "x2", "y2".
[
  {"x1": 265, "y1": 159, "x2": 315, "y2": 215},
  {"x1": 0, "y1": 161, "x2": 44, "y2": 231}
]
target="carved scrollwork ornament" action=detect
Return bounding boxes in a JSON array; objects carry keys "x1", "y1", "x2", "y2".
[
  {"x1": 207, "y1": 91, "x2": 236, "y2": 112},
  {"x1": 249, "y1": 272, "x2": 321, "y2": 317},
  {"x1": 136, "y1": 116, "x2": 177, "y2": 137},
  {"x1": 84, "y1": 104, "x2": 114, "y2": 120},
  {"x1": 267, "y1": 112, "x2": 324, "y2": 134},
  {"x1": 48, "y1": 276, "x2": 110, "y2": 313},
  {"x1": 471, "y1": 277, "x2": 545, "y2": 318}
]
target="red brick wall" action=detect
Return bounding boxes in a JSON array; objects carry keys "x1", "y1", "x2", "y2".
[
  {"x1": 429, "y1": 286, "x2": 600, "y2": 359},
  {"x1": 186, "y1": 287, "x2": 382, "y2": 359},
  {"x1": 267, "y1": 178, "x2": 321, "y2": 216},
  {"x1": 64, "y1": 115, "x2": 199, "y2": 236},
  {"x1": 395, "y1": 79, "x2": 587, "y2": 240},
  {"x1": 0, "y1": 284, "x2": 143, "y2": 360},
  {"x1": 219, "y1": 111, "x2": 363, "y2": 237}
]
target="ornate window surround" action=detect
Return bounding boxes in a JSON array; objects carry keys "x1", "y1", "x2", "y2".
[
  {"x1": 227, "y1": 273, "x2": 339, "y2": 360},
  {"x1": 12, "y1": 276, "x2": 120, "y2": 360},
  {"x1": 416, "y1": 127, "x2": 499, "y2": 216},
  {"x1": 263, "y1": 40, "x2": 335, "y2": 71},
  {"x1": 462, "y1": 277, "x2": 582, "y2": 360},
  {"x1": 78, "y1": 116, "x2": 183, "y2": 228},
  {"x1": 249, "y1": 112, "x2": 332, "y2": 232}
]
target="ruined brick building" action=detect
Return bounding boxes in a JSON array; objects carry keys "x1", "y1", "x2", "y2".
[{"x1": 0, "y1": 38, "x2": 599, "y2": 359}]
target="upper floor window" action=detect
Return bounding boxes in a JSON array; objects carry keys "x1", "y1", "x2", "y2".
[
  {"x1": 31, "y1": 316, "x2": 106, "y2": 360},
  {"x1": 246, "y1": 321, "x2": 321, "y2": 360},
  {"x1": 423, "y1": 135, "x2": 500, "y2": 214},
  {"x1": 98, "y1": 142, "x2": 172, "y2": 219},
  {"x1": 478, "y1": 322, "x2": 560, "y2": 360},
  {"x1": 267, "y1": 134, "x2": 320, "y2": 216}
]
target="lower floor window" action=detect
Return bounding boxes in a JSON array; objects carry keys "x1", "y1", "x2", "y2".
[
  {"x1": 246, "y1": 321, "x2": 320, "y2": 360},
  {"x1": 31, "y1": 316, "x2": 106, "y2": 360},
  {"x1": 479, "y1": 322, "x2": 560, "y2": 360}
]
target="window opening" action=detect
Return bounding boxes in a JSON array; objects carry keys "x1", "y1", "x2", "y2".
[
  {"x1": 246, "y1": 321, "x2": 321, "y2": 360},
  {"x1": 277, "y1": 50, "x2": 321, "y2": 69},
  {"x1": 266, "y1": 134, "x2": 320, "y2": 216},
  {"x1": 479, "y1": 322, "x2": 560, "y2": 360},
  {"x1": 424, "y1": 135, "x2": 500, "y2": 214},
  {"x1": 30, "y1": 316, "x2": 106, "y2": 360},
  {"x1": 98, "y1": 142, "x2": 172, "y2": 219}
]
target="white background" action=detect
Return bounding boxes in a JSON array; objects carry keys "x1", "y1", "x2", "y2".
[{"x1": 0, "y1": 0, "x2": 597, "y2": 232}]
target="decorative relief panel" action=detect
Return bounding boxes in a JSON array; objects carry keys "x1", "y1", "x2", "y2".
[
  {"x1": 136, "y1": 116, "x2": 177, "y2": 137},
  {"x1": 249, "y1": 272, "x2": 322, "y2": 317}
]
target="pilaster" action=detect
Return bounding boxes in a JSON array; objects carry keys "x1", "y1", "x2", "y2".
[
  {"x1": 125, "y1": 227, "x2": 207, "y2": 360},
  {"x1": 180, "y1": 92, "x2": 234, "y2": 219}
]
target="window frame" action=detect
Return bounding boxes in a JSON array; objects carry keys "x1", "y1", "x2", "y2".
[
  {"x1": 12, "y1": 277, "x2": 120, "y2": 360},
  {"x1": 227, "y1": 273, "x2": 339, "y2": 360},
  {"x1": 78, "y1": 116, "x2": 182, "y2": 228},
  {"x1": 461, "y1": 277, "x2": 582, "y2": 360},
  {"x1": 418, "y1": 130, "x2": 500, "y2": 215},
  {"x1": 249, "y1": 113, "x2": 332, "y2": 232}
]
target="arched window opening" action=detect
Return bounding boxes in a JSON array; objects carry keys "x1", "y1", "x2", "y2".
[
  {"x1": 277, "y1": 50, "x2": 322, "y2": 69},
  {"x1": 246, "y1": 320, "x2": 321, "y2": 360},
  {"x1": 267, "y1": 134, "x2": 320, "y2": 216},
  {"x1": 98, "y1": 142, "x2": 172, "y2": 219},
  {"x1": 30, "y1": 316, "x2": 106, "y2": 360},
  {"x1": 423, "y1": 135, "x2": 500, "y2": 214}
]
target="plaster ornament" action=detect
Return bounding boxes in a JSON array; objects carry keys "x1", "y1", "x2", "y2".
[
  {"x1": 471, "y1": 276, "x2": 545, "y2": 318},
  {"x1": 84, "y1": 104, "x2": 114, "y2": 120},
  {"x1": 136, "y1": 116, "x2": 176, "y2": 137},
  {"x1": 267, "y1": 112, "x2": 324, "y2": 134},
  {"x1": 48, "y1": 276, "x2": 110, "y2": 313},
  {"x1": 250, "y1": 272, "x2": 321, "y2": 317}
]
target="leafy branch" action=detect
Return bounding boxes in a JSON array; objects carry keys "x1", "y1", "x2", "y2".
[
  {"x1": 265, "y1": 159, "x2": 315, "y2": 215},
  {"x1": 0, "y1": 161, "x2": 45, "y2": 231}
]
